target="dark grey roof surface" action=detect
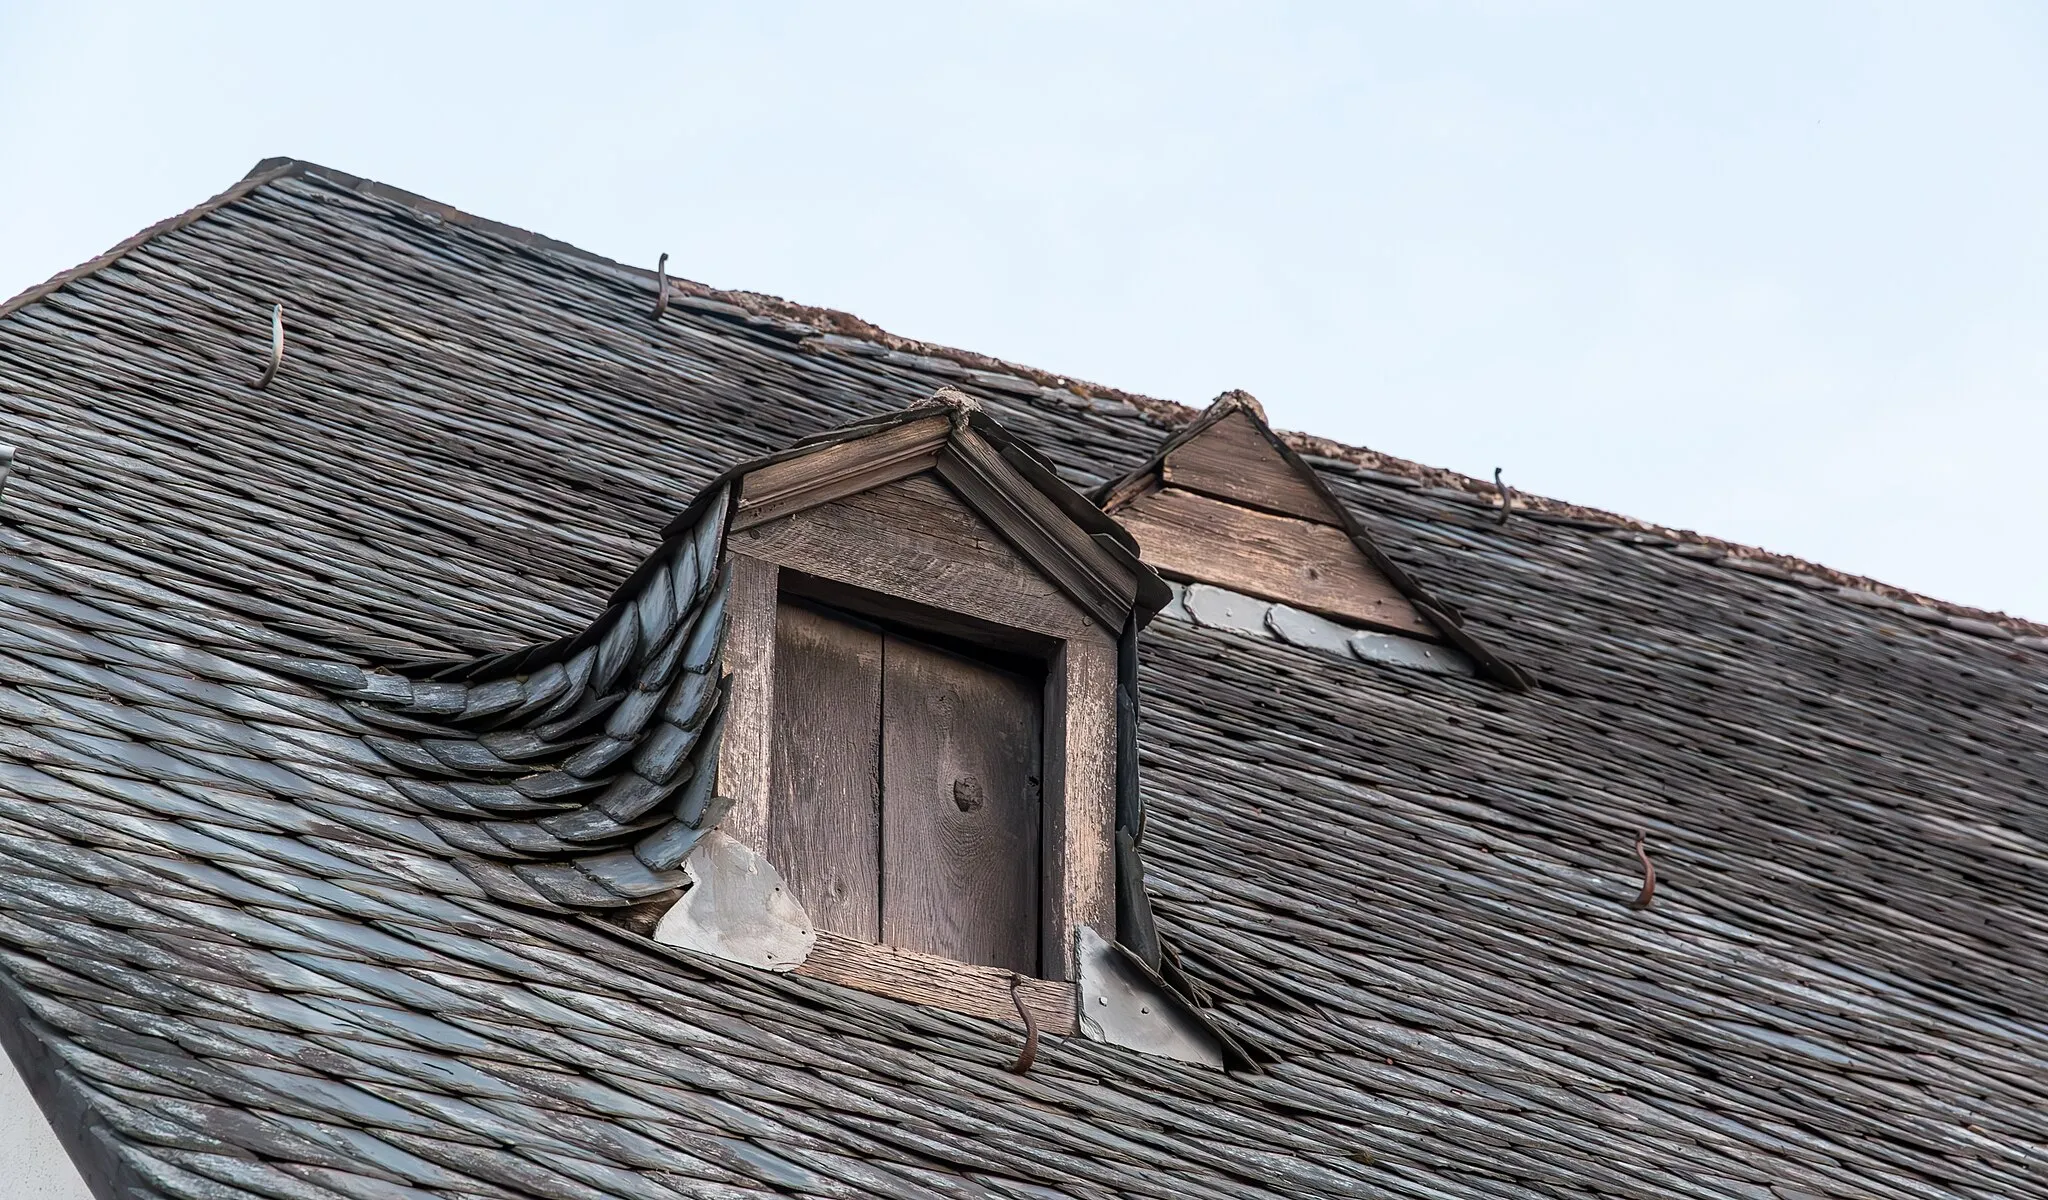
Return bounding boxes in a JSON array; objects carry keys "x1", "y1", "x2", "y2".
[{"x1": 0, "y1": 159, "x2": 2044, "y2": 1200}]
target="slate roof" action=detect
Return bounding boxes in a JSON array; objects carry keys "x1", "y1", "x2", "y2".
[{"x1": 0, "y1": 158, "x2": 2044, "y2": 1200}]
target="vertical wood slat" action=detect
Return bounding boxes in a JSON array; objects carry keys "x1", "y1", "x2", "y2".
[
  {"x1": 769, "y1": 602, "x2": 884, "y2": 942},
  {"x1": 881, "y1": 633, "x2": 1043, "y2": 976},
  {"x1": 1044, "y1": 631, "x2": 1119, "y2": 980},
  {"x1": 716, "y1": 554, "x2": 782, "y2": 851}
]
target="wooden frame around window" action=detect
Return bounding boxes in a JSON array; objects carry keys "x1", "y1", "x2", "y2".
[{"x1": 707, "y1": 413, "x2": 1138, "y2": 1024}]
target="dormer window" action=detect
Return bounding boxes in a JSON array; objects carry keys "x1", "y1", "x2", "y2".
[{"x1": 697, "y1": 395, "x2": 1164, "y2": 1016}]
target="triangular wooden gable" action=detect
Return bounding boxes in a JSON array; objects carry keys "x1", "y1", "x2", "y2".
[
  {"x1": 1101, "y1": 391, "x2": 1532, "y2": 689},
  {"x1": 1101, "y1": 393, "x2": 1434, "y2": 638},
  {"x1": 726, "y1": 397, "x2": 1163, "y2": 637}
]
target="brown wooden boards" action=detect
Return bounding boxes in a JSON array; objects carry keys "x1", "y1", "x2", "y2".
[
  {"x1": 736, "y1": 473, "x2": 1094, "y2": 641},
  {"x1": 1162, "y1": 409, "x2": 1337, "y2": 524},
  {"x1": 769, "y1": 601, "x2": 883, "y2": 942},
  {"x1": 881, "y1": 633, "x2": 1043, "y2": 976},
  {"x1": 733, "y1": 415, "x2": 1145, "y2": 634},
  {"x1": 1043, "y1": 631, "x2": 1118, "y2": 981},
  {"x1": 1118, "y1": 487, "x2": 1436, "y2": 637},
  {"x1": 1099, "y1": 395, "x2": 1454, "y2": 644},
  {"x1": 734, "y1": 415, "x2": 950, "y2": 532},
  {"x1": 715, "y1": 554, "x2": 782, "y2": 850},
  {"x1": 795, "y1": 931, "x2": 1077, "y2": 1034},
  {"x1": 753, "y1": 594, "x2": 1058, "y2": 977}
]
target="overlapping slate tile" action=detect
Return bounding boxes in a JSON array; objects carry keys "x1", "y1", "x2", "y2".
[{"x1": 0, "y1": 160, "x2": 2042, "y2": 1198}]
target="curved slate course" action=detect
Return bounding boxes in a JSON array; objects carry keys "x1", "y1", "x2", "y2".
[{"x1": 0, "y1": 160, "x2": 2043, "y2": 1199}]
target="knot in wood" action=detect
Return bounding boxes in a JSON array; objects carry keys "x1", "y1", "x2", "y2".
[{"x1": 952, "y1": 778, "x2": 984, "y2": 812}]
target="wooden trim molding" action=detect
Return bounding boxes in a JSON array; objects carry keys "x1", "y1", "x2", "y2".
[
  {"x1": 933, "y1": 434, "x2": 1136, "y2": 631},
  {"x1": 715, "y1": 554, "x2": 781, "y2": 852},
  {"x1": 733, "y1": 415, "x2": 951, "y2": 533},
  {"x1": 1041, "y1": 635, "x2": 1118, "y2": 980}
]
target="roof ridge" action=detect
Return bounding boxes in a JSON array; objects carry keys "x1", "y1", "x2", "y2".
[
  {"x1": 7, "y1": 156, "x2": 2039, "y2": 644},
  {"x1": 1278, "y1": 427, "x2": 2048, "y2": 644},
  {"x1": 0, "y1": 159, "x2": 306, "y2": 322}
]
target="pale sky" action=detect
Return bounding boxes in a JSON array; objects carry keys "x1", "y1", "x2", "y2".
[{"x1": 3, "y1": 3, "x2": 2043, "y2": 620}]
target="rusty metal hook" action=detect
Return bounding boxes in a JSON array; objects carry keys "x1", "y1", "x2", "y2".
[
  {"x1": 652, "y1": 252, "x2": 671, "y2": 320},
  {"x1": 1631, "y1": 830, "x2": 1657, "y2": 910},
  {"x1": 253, "y1": 304, "x2": 284, "y2": 389},
  {"x1": 1493, "y1": 467, "x2": 1512, "y2": 526},
  {"x1": 1008, "y1": 973, "x2": 1039, "y2": 1074}
]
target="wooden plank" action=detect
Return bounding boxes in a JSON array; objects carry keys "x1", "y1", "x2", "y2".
[
  {"x1": 777, "y1": 569, "x2": 1057, "y2": 660},
  {"x1": 1042, "y1": 631, "x2": 1119, "y2": 982},
  {"x1": 881, "y1": 632, "x2": 1043, "y2": 976},
  {"x1": 1094, "y1": 464, "x2": 1160, "y2": 517},
  {"x1": 769, "y1": 601, "x2": 883, "y2": 942},
  {"x1": 714, "y1": 554, "x2": 781, "y2": 851},
  {"x1": 733, "y1": 415, "x2": 950, "y2": 531},
  {"x1": 735, "y1": 472, "x2": 1095, "y2": 641},
  {"x1": 1162, "y1": 409, "x2": 1338, "y2": 525},
  {"x1": 794, "y1": 930, "x2": 1077, "y2": 1035},
  {"x1": 1117, "y1": 487, "x2": 1437, "y2": 637},
  {"x1": 935, "y1": 432, "x2": 1137, "y2": 630}
]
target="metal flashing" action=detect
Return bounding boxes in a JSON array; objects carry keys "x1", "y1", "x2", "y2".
[
  {"x1": 1169, "y1": 581, "x2": 1477, "y2": 677},
  {"x1": 652, "y1": 831, "x2": 817, "y2": 972},
  {"x1": 1075, "y1": 927, "x2": 1226, "y2": 1069}
]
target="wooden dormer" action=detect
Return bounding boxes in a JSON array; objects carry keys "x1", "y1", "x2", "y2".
[
  {"x1": 703, "y1": 393, "x2": 1171, "y2": 1022},
  {"x1": 1102, "y1": 392, "x2": 1531, "y2": 689},
  {"x1": 1100, "y1": 391, "x2": 1435, "y2": 635}
]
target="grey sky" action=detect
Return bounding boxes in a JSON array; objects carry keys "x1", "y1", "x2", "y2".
[{"x1": 4, "y1": 2, "x2": 2042, "y2": 620}]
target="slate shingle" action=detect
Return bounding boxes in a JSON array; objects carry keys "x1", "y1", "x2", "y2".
[{"x1": 0, "y1": 159, "x2": 2043, "y2": 1199}]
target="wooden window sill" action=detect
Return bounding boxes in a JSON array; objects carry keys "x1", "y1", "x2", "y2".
[{"x1": 794, "y1": 930, "x2": 1078, "y2": 1035}]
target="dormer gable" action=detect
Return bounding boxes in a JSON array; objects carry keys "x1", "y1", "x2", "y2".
[
  {"x1": 706, "y1": 392, "x2": 1165, "y2": 981},
  {"x1": 1102, "y1": 392, "x2": 1531, "y2": 690}
]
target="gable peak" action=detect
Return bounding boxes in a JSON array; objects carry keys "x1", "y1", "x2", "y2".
[
  {"x1": 1099, "y1": 392, "x2": 1532, "y2": 688},
  {"x1": 1206, "y1": 389, "x2": 1267, "y2": 423}
]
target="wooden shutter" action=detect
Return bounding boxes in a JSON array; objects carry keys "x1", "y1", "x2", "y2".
[
  {"x1": 768, "y1": 602, "x2": 882, "y2": 941},
  {"x1": 880, "y1": 634, "x2": 1042, "y2": 975},
  {"x1": 768, "y1": 599, "x2": 1045, "y2": 974}
]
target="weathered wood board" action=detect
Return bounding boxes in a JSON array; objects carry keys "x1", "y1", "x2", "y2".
[
  {"x1": 715, "y1": 555, "x2": 782, "y2": 850},
  {"x1": 1117, "y1": 487, "x2": 1435, "y2": 637},
  {"x1": 769, "y1": 600, "x2": 884, "y2": 942},
  {"x1": 735, "y1": 473, "x2": 1095, "y2": 641},
  {"x1": 734, "y1": 415, "x2": 949, "y2": 531},
  {"x1": 1162, "y1": 409, "x2": 1337, "y2": 524},
  {"x1": 795, "y1": 930, "x2": 1077, "y2": 1034},
  {"x1": 881, "y1": 632, "x2": 1043, "y2": 976},
  {"x1": 1043, "y1": 632, "x2": 1118, "y2": 982}
]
